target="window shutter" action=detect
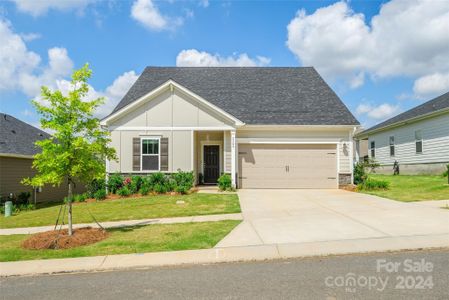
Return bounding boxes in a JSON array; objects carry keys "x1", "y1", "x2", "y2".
[
  {"x1": 132, "y1": 138, "x2": 140, "y2": 171},
  {"x1": 160, "y1": 137, "x2": 169, "y2": 171}
]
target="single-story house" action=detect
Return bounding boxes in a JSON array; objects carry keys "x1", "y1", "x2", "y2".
[
  {"x1": 355, "y1": 91, "x2": 449, "y2": 174},
  {"x1": 0, "y1": 113, "x2": 83, "y2": 203},
  {"x1": 101, "y1": 67, "x2": 360, "y2": 189}
]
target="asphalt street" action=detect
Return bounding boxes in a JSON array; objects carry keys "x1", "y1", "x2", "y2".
[{"x1": 1, "y1": 249, "x2": 448, "y2": 299}]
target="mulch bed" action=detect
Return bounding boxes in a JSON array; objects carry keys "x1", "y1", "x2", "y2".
[{"x1": 22, "y1": 227, "x2": 109, "y2": 250}]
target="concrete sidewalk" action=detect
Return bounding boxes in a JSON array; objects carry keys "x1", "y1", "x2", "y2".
[
  {"x1": 1, "y1": 233, "x2": 448, "y2": 277},
  {"x1": 0, "y1": 213, "x2": 243, "y2": 235}
]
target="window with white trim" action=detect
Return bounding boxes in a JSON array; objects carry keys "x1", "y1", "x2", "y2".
[
  {"x1": 415, "y1": 130, "x2": 423, "y2": 154},
  {"x1": 141, "y1": 138, "x2": 160, "y2": 171},
  {"x1": 389, "y1": 136, "x2": 395, "y2": 157},
  {"x1": 370, "y1": 141, "x2": 375, "y2": 158}
]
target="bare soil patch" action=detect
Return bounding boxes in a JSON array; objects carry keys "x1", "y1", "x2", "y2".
[
  {"x1": 22, "y1": 227, "x2": 109, "y2": 250},
  {"x1": 340, "y1": 184, "x2": 357, "y2": 192}
]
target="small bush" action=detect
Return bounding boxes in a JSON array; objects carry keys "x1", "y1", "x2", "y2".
[
  {"x1": 148, "y1": 172, "x2": 173, "y2": 194},
  {"x1": 443, "y1": 164, "x2": 449, "y2": 177},
  {"x1": 153, "y1": 183, "x2": 168, "y2": 194},
  {"x1": 73, "y1": 193, "x2": 87, "y2": 203},
  {"x1": 140, "y1": 183, "x2": 150, "y2": 196},
  {"x1": 353, "y1": 162, "x2": 367, "y2": 185},
  {"x1": 13, "y1": 203, "x2": 35, "y2": 213},
  {"x1": 129, "y1": 175, "x2": 143, "y2": 194},
  {"x1": 218, "y1": 174, "x2": 233, "y2": 191},
  {"x1": 16, "y1": 192, "x2": 31, "y2": 205},
  {"x1": 357, "y1": 178, "x2": 389, "y2": 191},
  {"x1": 86, "y1": 179, "x2": 106, "y2": 198},
  {"x1": 117, "y1": 186, "x2": 131, "y2": 197},
  {"x1": 172, "y1": 170, "x2": 194, "y2": 194},
  {"x1": 94, "y1": 189, "x2": 107, "y2": 201},
  {"x1": 108, "y1": 173, "x2": 123, "y2": 194}
]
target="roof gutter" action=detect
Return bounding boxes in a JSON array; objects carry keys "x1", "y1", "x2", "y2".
[
  {"x1": 0, "y1": 153, "x2": 34, "y2": 159},
  {"x1": 355, "y1": 107, "x2": 449, "y2": 139}
]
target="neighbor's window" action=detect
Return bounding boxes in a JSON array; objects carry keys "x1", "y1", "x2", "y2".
[
  {"x1": 415, "y1": 130, "x2": 423, "y2": 154},
  {"x1": 141, "y1": 138, "x2": 160, "y2": 171},
  {"x1": 370, "y1": 141, "x2": 376, "y2": 158},
  {"x1": 389, "y1": 136, "x2": 395, "y2": 157}
]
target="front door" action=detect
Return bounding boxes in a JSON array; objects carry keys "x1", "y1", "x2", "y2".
[{"x1": 204, "y1": 145, "x2": 220, "y2": 184}]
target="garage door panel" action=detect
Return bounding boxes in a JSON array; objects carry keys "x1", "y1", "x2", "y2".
[{"x1": 238, "y1": 144, "x2": 337, "y2": 189}]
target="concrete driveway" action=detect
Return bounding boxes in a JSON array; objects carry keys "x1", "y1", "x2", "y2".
[{"x1": 216, "y1": 189, "x2": 449, "y2": 247}]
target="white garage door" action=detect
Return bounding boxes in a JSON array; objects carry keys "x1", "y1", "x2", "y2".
[{"x1": 238, "y1": 144, "x2": 338, "y2": 189}]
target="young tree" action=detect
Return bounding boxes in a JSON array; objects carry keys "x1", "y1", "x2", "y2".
[{"x1": 23, "y1": 64, "x2": 116, "y2": 235}]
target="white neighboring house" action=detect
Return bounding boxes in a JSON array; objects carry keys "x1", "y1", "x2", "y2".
[
  {"x1": 101, "y1": 67, "x2": 360, "y2": 188},
  {"x1": 355, "y1": 92, "x2": 449, "y2": 175}
]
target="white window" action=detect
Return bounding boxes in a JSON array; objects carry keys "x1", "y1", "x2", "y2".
[
  {"x1": 141, "y1": 138, "x2": 160, "y2": 171},
  {"x1": 389, "y1": 136, "x2": 395, "y2": 157},
  {"x1": 370, "y1": 141, "x2": 375, "y2": 158},
  {"x1": 415, "y1": 130, "x2": 423, "y2": 154}
]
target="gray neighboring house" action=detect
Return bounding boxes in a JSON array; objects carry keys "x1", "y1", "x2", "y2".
[
  {"x1": 0, "y1": 113, "x2": 83, "y2": 203},
  {"x1": 101, "y1": 67, "x2": 360, "y2": 188},
  {"x1": 355, "y1": 91, "x2": 449, "y2": 175}
]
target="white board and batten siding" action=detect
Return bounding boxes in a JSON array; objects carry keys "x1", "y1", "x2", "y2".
[
  {"x1": 368, "y1": 113, "x2": 449, "y2": 165},
  {"x1": 108, "y1": 88, "x2": 234, "y2": 173}
]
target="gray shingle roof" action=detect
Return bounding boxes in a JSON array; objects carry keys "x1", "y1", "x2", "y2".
[
  {"x1": 109, "y1": 67, "x2": 359, "y2": 125},
  {"x1": 0, "y1": 113, "x2": 50, "y2": 156},
  {"x1": 359, "y1": 91, "x2": 449, "y2": 136}
]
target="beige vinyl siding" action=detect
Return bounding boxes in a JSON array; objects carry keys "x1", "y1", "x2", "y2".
[
  {"x1": 0, "y1": 157, "x2": 84, "y2": 203},
  {"x1": 339, "y1": 141, "x2": 352, "y2": 173},
  {"x1": 108, "y1": 130, "x2": 194, "y2": 173},
  {"x1": 368, "y1": 113, "x2": 449, "y2": 165}
]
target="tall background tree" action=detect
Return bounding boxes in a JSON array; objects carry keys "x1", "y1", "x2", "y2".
[{"x1": 23, "y1": 64, "x2": 116, "y2": 235}]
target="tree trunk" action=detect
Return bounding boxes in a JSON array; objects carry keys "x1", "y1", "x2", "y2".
[{"x1": 68, "y1": 179, "x2": 73, "y2": 236}]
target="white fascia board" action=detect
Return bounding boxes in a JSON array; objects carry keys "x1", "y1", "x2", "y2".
[
  {"x1": 239, "y1": 124, "x2": 360, "y2": 131},
  {"x1": 109, "y1": 126, "x2": 236, "y2": 131},
  {"x1": 0, "y1": 153, "x2": 34, "y2": 159},
  {"x1": 236, "y1": 138, "x2": 340, "y2": 144},
  {"x1": 101, "y1": 79, "x2": 244, "y2": 127}
]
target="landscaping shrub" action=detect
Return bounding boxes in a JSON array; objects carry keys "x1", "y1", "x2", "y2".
[
  {"x1": 73, "y1": 193, "x2": 87, "y2": 203},
  {"x1": 86, "y1": 179, "x2": 106, "y2": 198},
  {"x1": 172, "y1": 170, "x2": 194, "y2": 194},
  {"x1": 357, "y1": 178, "x2": 389, "y2": 191},
  {"x1": 117, "y1": 186, "x2": 131, "y2": 197},
  {"x1": 443, "y1": 164, "x2": 449, "y2": 178},
  {"x1": 353, "y1": 162, "x2": 368, "y2": 185},
  {"x1": 218, "y1": 174, "x2": 233, "y2": 191},
  {"x1": 13, "y1": 203, "x2": 35, "y2": 213},
  {"x1": 94, "y1": 189, "x2": 107, "y2": 201},
  {"x1": 16, "y1": 191, "x2": 31, "y2": 205},
  {"x1": 140, "y1": 183, "x2": 150, "y2": 196},
  {"x1": 148, "y1": 172, "x2": 173, "y2": 193},
  {"x1": 107, "y1": 173, "x2": 123, "y2": 194},
  {"x1": 129, "y1": 175, "x2": 143, "y2": 194}
]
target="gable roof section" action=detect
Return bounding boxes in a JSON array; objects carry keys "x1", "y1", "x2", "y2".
[
  {"x1": 106, "y1": 67, "x2": 359, "y2": 126},
  {"x1": 0, "y1": 113, "x2": 50, "y2": 157},
  {"x1": 358, "y1": 91, "x2": 449, "y2": 137}
]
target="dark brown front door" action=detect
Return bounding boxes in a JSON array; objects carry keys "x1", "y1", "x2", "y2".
[{"x1": 204, "y1": 145, "x2": 220, "y2": 184}]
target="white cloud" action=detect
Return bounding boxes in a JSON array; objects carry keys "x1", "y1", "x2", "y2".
[
  {"x1": 286, "y1": 0, "x2": 449, "y2": 89},
  {"x1": 176, "y1": 49, "x2": 271, "y2": 67},
  {"x1": 131, "y1": 0, "x2": 183, "y2": 31},
  {"x1": 12, "y1": 0, "x2": 93, "y2": 17},
  {"x1": 20, "y1": 32, "x2": 41, "y2": 42},
  {"x1": 0, "y1": 18, "x2": 138, "y2": 118},
  {"x1": 413, "y1": 72, "x2": 449, "y2": 98},
  {"x1": 21, "y1": 109, "x2": 33, "y2": 117},
  {"x1": 356, "y1": 103, "x2": 400, "y2": 121}
]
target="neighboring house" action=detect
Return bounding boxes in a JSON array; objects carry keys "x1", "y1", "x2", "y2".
[
  {"x1": 355, "y1": 91, "x2": 449, "y2": 175},
  {"x1": 0, "y1": 113, "x2": 83, "y2": 203},
  {"x1": 101, "y1": 67, "x2": 360, "y2": 188}
]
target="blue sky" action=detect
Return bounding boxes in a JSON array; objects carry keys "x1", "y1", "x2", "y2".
[{"x1": 1, "y1": 0, "x2": 448, "y2": 129}]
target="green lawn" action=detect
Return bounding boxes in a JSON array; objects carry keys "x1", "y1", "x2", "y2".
[
  {"x1": 0, "y1": 220, "x2": 241, "y2": 262},
  {"x1": 359, "y1": 174, "x2": 449, "y2": 202},
  {"x1": 0, "y1": 193, "x2": 241, "y2": 229}
]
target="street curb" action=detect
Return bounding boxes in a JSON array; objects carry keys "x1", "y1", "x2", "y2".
[{"x1": 1, "y1": 233, "x2": 448, "y2": 277}]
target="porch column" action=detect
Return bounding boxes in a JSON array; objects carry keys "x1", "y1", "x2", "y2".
[{"x1": 230, "y1": 130, "x2": 236, "y2": 188}]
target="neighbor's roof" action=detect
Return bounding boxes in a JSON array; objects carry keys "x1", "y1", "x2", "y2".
[
  {"x1": 0, "y1": 113, "x2": 50, "y2": 156},
  {"x1": 358, "y1": 91, "x2": 449, "y2": 137},
  {"x1": 109, "y1": 67, "x2": 359, "y2": 126}
]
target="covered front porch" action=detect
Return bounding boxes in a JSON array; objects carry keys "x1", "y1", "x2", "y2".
[{"x1": 193, "y1": 130, "x2": 236, "y2": 187}]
